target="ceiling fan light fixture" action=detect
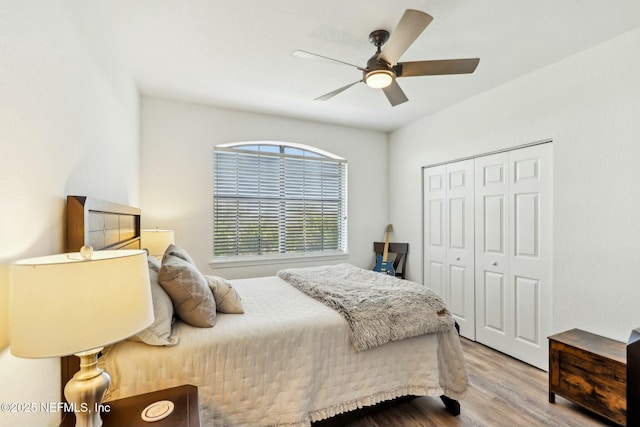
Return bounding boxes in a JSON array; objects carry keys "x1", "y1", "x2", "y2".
[
  {"x1": 365, "y1": 70, "x2": 394, "y2": 89},
  {"x1": 295, "y1": 10, "x2": 478, "y2": 106}
]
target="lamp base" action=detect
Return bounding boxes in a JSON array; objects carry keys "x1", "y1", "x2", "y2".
[{"x1": 63, "y1": 347, "x2": 110, "y2": 427}]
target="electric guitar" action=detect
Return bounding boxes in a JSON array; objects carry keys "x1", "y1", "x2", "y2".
[{"x1": 373, "y1": 224, "x2": 395, "y2": 276}]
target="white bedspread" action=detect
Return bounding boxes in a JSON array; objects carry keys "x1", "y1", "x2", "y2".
[{"x1": 100, "y1": 276, "x2": 468, "y2": 427}]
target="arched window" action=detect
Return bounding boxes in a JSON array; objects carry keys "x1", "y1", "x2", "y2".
[{"x1": 213, "y1": 142, "x2": 347, "y2": 260}]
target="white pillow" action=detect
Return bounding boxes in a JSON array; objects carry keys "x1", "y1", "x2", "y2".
[{"x1": 129, "y1": 257, "x2": 178, "y2": 346}]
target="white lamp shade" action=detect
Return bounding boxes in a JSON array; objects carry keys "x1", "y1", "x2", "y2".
[
  {"x1": 9, "y1": 249, "x2": 153, "y2": 358},
  {"x1": 141, "y1": 229, "x2": 175, "y2": 257}
]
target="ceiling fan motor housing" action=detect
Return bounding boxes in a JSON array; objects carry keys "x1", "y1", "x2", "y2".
[
  {"x1": 364, "y1": 54, "x2": 394, "y2": 88},
  {"x1": 364, "y1": 29, "x2": 395, "y2": 88}
]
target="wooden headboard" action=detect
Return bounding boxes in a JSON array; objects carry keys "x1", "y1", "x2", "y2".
[
  {"x1": 66, "y1": 195, "x2": 141, "y2": 252},
  {"x1": 61, "y1": 195, "x2": 142, "y2": 400}
]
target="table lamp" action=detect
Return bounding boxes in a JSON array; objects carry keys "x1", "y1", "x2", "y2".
[
  {"x1": 141, "y1": 229, "x2": 175, "y2": 259},
  {"x1": 9, "y1": 247, "x2": 153, "y2": 427}
]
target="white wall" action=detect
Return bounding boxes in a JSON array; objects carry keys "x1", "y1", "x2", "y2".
[
  {"x1": 140, "y1": 97, "x2": 389, "y2": 279},
  {"x1": 389, "y1": 27, "x2": 640, "y2": 342},
  {"x1": 0, "y1": 2, "x2": 139, "y2": 426}
]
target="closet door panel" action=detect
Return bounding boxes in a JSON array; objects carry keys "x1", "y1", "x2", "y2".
[
  {"x1": 427, "y1": 261, "x2": 444, "y2": 298},
  {"x1": 445, "y1": 160, "x2": 475, "y2": 339},
  {"x1": 514, "y1": 193, "x2": 539, "y2": 258},
  {"x1": 514, "y1": 275, "x2": 539, "y2": 345},
  {"x1": 423, "y1": 166, "x2": 447, "y2": 299},
  {"x1": 508, "y1": 144, "x2": 552, "y2": 369},
  {"x1": 475, "y1": 152, "x2": 511, "y2": 352},
  {"x1": 449, "y1": 265, "x2": 466, "y2": 317},
  {"x1": 482, "y1": 195, "x2": 505, "y2": 254},
  {"x1": 423, "y1": 160, "x2": 475, "y2": 339},
  {"x1": 449, "y1": 197, "x2": 466, "y2": 249},
  {"x1": 429, "y1": 200, "x2": 444, "y2": 247},
  {"x1": 482, "y1": 270, "x2": 506, "y2": 333},
  {"x1": 475, "y1": 144, "x2": 552, "y2": 370}
]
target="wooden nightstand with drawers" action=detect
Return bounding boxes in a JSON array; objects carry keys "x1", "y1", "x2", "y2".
[{"x1": 60, "y1": 384, "x2": 199, "y2": 427}]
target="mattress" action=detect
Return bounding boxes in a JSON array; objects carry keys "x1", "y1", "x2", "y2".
[{"x1": 100, "y1": 275, "x2": 469, "y2": 426}]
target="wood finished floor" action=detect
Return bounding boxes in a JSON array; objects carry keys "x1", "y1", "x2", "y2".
[{"x1": 313, "y1": 338, "x2": 619, "y2": 427}]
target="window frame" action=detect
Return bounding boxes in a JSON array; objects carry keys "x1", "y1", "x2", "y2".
[{"x1": 211, "y1": 141, "x2": 349, "y2": 268}]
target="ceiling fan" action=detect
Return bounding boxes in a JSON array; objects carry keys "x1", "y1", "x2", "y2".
[{"x1": 292, "y1": 9, "x2": 480, "y2": 106}]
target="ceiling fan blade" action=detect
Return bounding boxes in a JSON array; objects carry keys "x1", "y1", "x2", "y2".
[
  {"x1": 382, "y1": 80, "x2": 409, "y2": 106},
  {"x1": 379, "y1": 9, "x2": 433, "y2": 66},
  {"x1": 398, "y1": 58, "x2": 480, "y2": 77},
  {"x1": 315, "y1": 80, "x2": 362, "y2": 101},
  {"x1": 292, "y1": 50, "x2": 364, "y2": 70}
]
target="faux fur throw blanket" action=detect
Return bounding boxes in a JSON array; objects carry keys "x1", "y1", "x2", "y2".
[{"x1": 277, "y1": 263, "x2": 454, "y2": 351}]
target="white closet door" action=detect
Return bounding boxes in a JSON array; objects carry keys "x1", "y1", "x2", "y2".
[
  {"x1": 508, "y1": 144, "x2": 552, "y2": 369},
  {"x1": 423, "y1": 160, "x2": 475, "y2": 339},
  {"x1": 475, "y1": 144, "x2": 552, "y2": 370},
  {"x1": 423, "y1": 165, "x2": 447, "y2": 299},
  {"x1": 474, "y1": 152, "x2": 511, "y2": 351},
  {"x1": 445, "y1": 160, "x2": 475, "y2": 339}
]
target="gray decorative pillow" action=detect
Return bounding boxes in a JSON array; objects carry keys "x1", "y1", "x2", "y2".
[
  {"x1": 129, "y1": 257, "x2": 178, "y2": 346},
  {"x1": 163, "y1": 243, "x2": 196, "y2": 265},
  {"x1": 204, "y1": 275, "x2": 244, "y2": 314},
  {"x1": 158, "y1": 253, "x2": 217, "y2": 328}
]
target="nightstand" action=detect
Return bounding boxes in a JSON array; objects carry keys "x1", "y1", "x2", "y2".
[
  {"x1": 60, "y1": 384, "x2": 199, "y2": 427},
  {"x1": 549, "y1": 329, "x2": 626, "y2": 426}
]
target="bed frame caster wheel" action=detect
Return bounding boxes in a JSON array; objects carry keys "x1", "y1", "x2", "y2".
[{"x1": 440, "y1": 395, "x2": 460, "y2": 416}]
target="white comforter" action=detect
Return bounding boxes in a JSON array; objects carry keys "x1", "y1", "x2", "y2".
[{"x1": 101, "y1": 276, "x2": 468, "y2": 427}]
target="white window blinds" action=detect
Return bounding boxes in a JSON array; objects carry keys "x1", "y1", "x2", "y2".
[{"x1": 213, "y1": 144, "x2": 347, "y2": 258}]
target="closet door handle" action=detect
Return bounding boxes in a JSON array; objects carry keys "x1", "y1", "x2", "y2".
[
  {"x1": 492, "y1": 262, "x2": 498, "y2": 266},
  {"x1": 456, "y1": 257, "x2": 461, "y2": 261}
]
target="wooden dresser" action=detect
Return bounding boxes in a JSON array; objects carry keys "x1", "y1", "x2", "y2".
[{"x1": 549, "y1": 329, "x2": 626, "y2": 426}]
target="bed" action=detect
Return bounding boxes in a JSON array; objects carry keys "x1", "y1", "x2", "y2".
[{"x1": 63, "y1": 195, "x2": 469, "y2": 427}]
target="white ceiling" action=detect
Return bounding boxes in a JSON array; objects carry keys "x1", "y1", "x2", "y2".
[{"x1": 104, "y1": 0, "x2": 640, "y2": 132}]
